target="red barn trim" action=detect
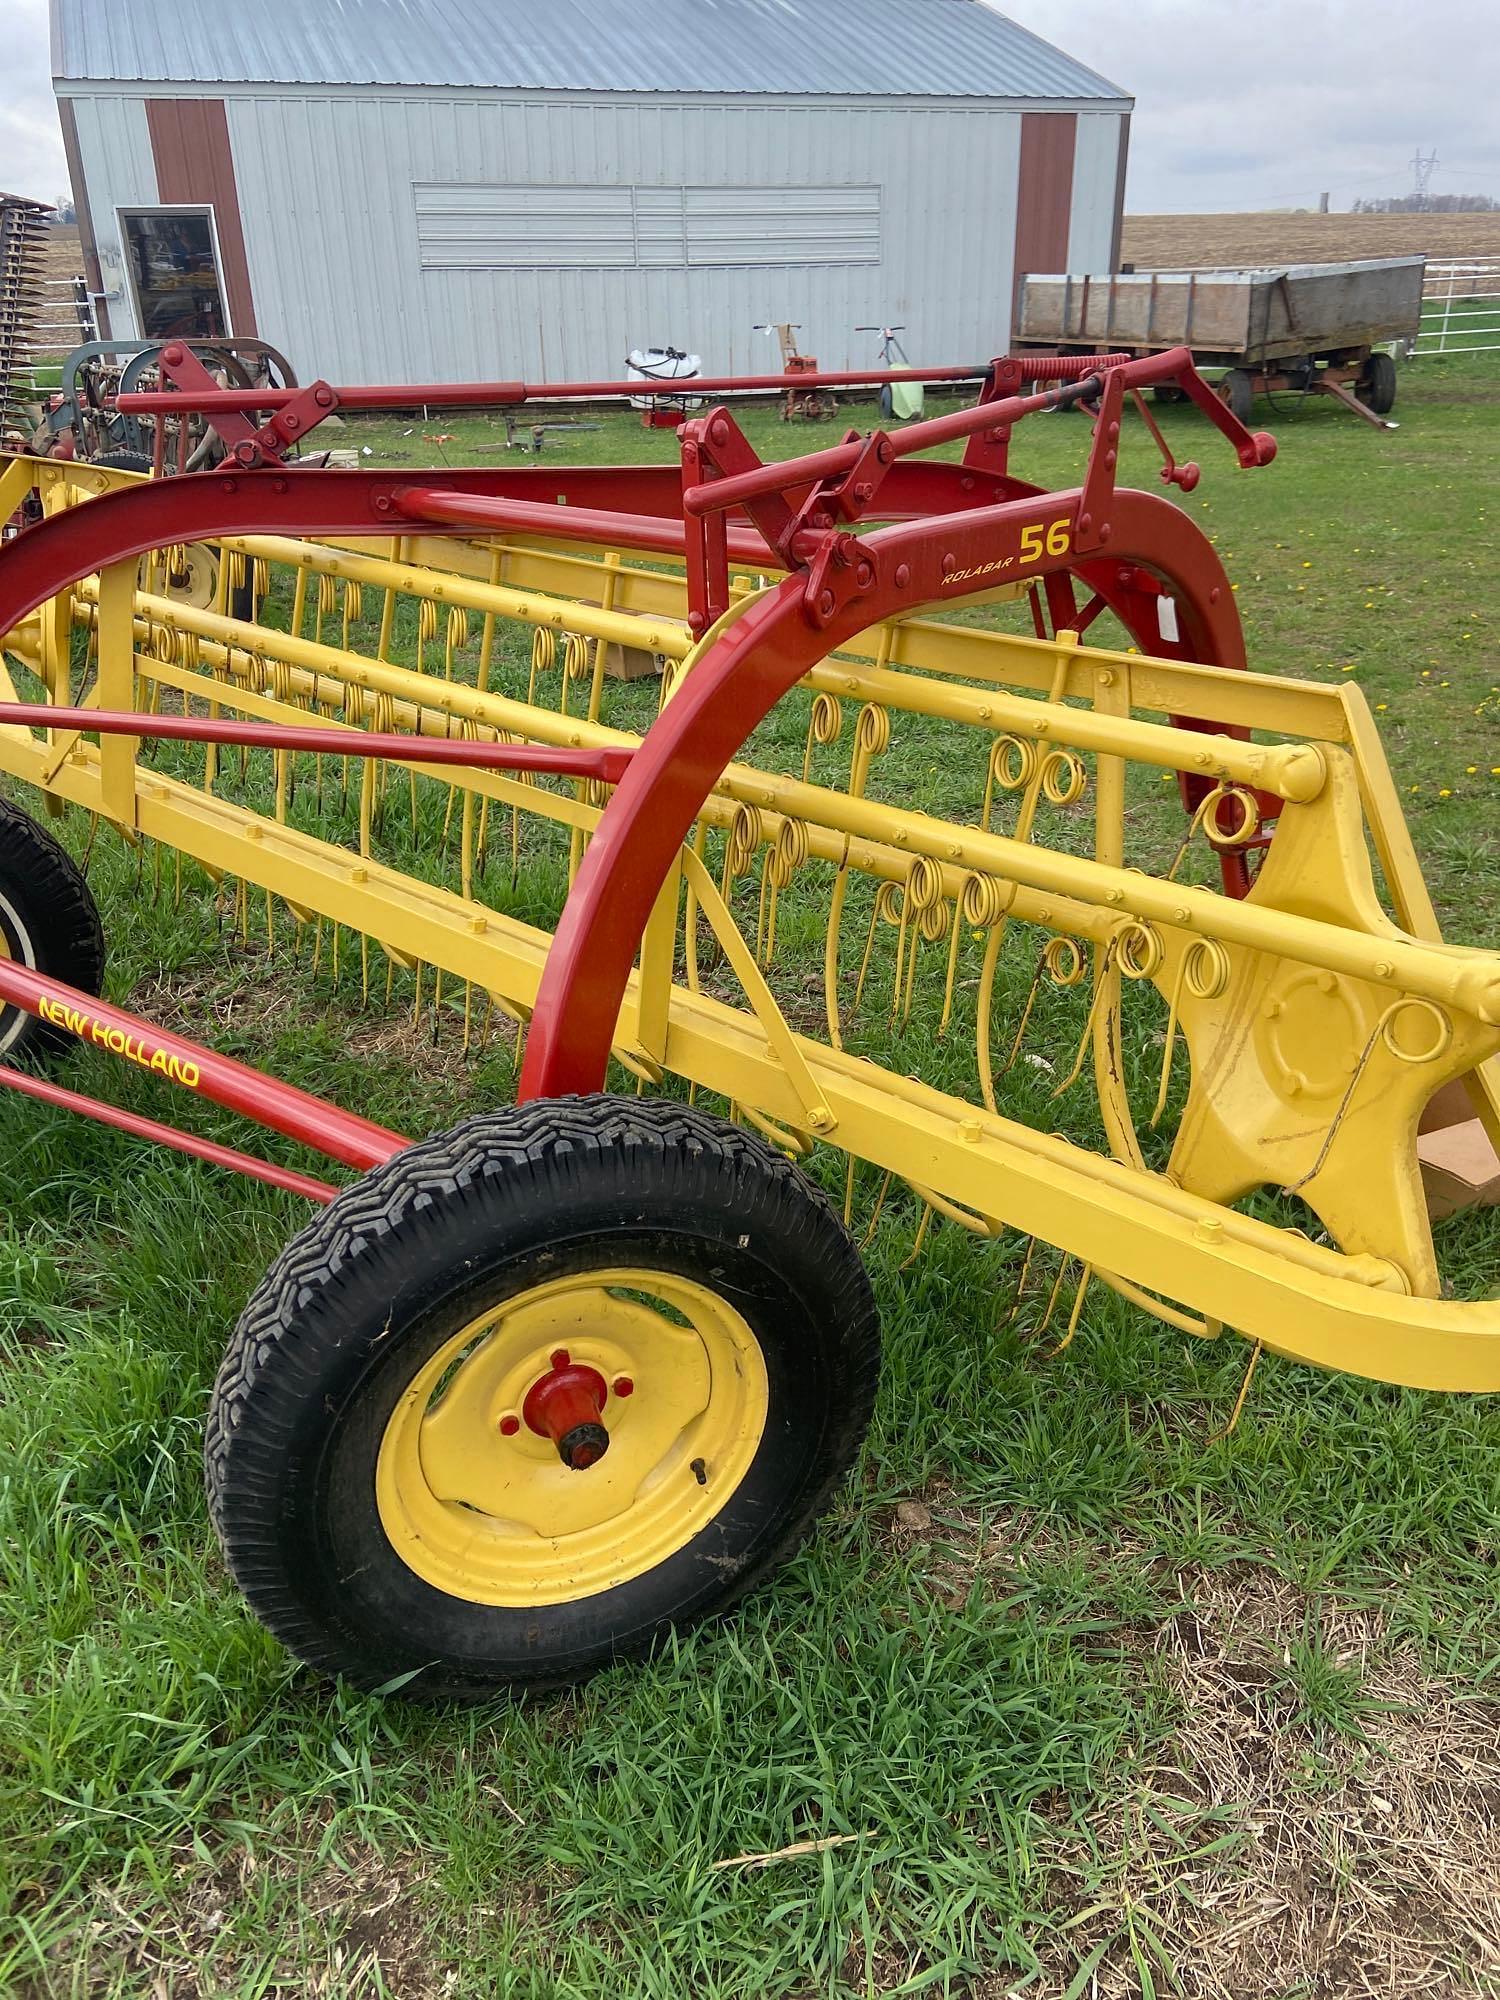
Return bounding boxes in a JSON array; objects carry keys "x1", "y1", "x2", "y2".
[
  {"x1": 1013, "y1": 111, "x2": 1077, "y2": 319},
  {"x1": 145, "y1": 98, "x2": 257, "y2": 336}
]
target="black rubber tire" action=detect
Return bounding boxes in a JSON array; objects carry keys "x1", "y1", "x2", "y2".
[
  {"x1": 1223, "y1": 370, "x2": 1256, "y2": 424},
  {"x1": 1358, "y1": 350, "x2": 1397, "y2": 415},
  {"x1": 205, "y1": 1096, "x2": 880, "y2": 1699},
  {"x1": 92, "y1": 450, "x2": 153, "y2": 475},
  {"x1": 1152, "y1": 384, "x2": 1189, "y2": 406},
  {"x1": 0, "y1": 796, "x2": 106, "y2": 1067}
]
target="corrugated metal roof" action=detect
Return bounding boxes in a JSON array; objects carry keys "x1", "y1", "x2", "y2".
[{"x1": 52, "y1": 0, "x2": 1129, "y2": 102}]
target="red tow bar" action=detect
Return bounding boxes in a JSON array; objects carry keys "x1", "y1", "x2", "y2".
[{"x1": 523, "y1": 1351, "x2": 610, "y2": 1470}]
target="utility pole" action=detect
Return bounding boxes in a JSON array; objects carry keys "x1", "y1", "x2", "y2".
[{"x1": 1411, "y1": 148, "x2": 1438, "y2": 209}]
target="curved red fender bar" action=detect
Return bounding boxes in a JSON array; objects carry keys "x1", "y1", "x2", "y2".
[
  {"x1": 519, "y1": 484, "x2": 1244, "y2": 1099},
  {"x1": 0, "y1": 460, "x2": 1042, "y2": 643}
]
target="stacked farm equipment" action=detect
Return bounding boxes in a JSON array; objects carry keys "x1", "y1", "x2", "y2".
[
  {"x1": 2, "y1": 341, "x2": 1498, "y2": 1700},
  {"x1": 0, "y1": 194, "x2": 93, "y2": 455}
]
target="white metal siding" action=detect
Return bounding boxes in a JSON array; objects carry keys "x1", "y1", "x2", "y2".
[
  {"x1": 220, "y1": 90, "x2": 1036, "y2": 382},
  {"x1": 1066, "y1": 112, "x2": 1123, "y2": 273},
  {"x1": 66, "y1": 94, "x2": 158, "y2": 336}
]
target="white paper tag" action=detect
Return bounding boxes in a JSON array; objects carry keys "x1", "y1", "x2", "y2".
[{"x1": 1157, "y1": 595, "x2": 1180, "y2": 645}]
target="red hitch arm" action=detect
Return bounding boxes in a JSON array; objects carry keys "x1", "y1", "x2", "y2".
[{"x1": 0, "y1": 960, "x2": 407, "y2": 1171}]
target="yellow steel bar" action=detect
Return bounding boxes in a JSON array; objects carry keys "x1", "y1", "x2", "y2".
[
  {"x1": 364, "y1": 518, "x2": 1356, "y2": 742},
  {"x1": 651, "y1": 1005, "x2": 1500, "y2": 1393},
  {"x1": 634, "y1": 856, "x2": 681, "y2": 1066},
  {"x1": 81, "y1": 582, "x2": 637, "y2": 758},
  {"x1": 805, "y1": 654, "x2": 1327, "y2": 804},
  {"x1": 872, "y1": 618, "x2": 1355, "y2": 743},
  {"x1": 95, "y1": 560, "x2": 139, "y2": 828},
  {"x1": 210, "y1": 532, "x2": 694, "y2": 663},
  {"x1": 708, "y1": 759, "x2": 1500, "y2": 1024},
  {"x1": 339, "y1": 531, "x2": 702, "y2": 627},
  {"x1": 0, "y1": 657, "x2": 31, "y2": 745},
  {"x1": 309, "y1": 525, "x2": 1355, "y2": 745}
]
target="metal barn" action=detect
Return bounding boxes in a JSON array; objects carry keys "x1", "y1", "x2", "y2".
[{"x1": 51, "y1": 0, "x2": 1132, "y2": 384}]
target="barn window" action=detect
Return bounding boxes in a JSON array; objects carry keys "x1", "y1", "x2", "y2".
[
  {"x1": 413, "y1": 184, "x2": 881, "y2": 270},
  {"x1": 118, "y1": 207, "x2": 230, "y2": 339}
]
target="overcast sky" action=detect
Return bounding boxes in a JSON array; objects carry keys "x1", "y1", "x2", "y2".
[{"x1": 3, "y1": 0, "x2": 1498, "y2": 214}]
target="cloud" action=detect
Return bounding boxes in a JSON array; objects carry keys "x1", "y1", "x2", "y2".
[
  {"x1": 5, "y1": 0, "x2": 1499, "y2": 214},
  {"x1": 0, "y1": 0, "x2": 66, "y2": 201},
  {"x1": 1000, "y1": 0, "x2": 1500, "y2": 211}
]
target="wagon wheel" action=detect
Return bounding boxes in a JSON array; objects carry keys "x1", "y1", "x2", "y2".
[
  {"x1": 0, "y1": 799, "x2": 105, "y2": 1067},
  {"x1": 1222, "y1": 369, "x2": 1256, "y2": 425},
  {"x1": 206, "y1": 1097, "x2": 879, "y2": 1697},
  {"x1": 1357, "y1": 351, "x2": 1397, "y2": 415}
]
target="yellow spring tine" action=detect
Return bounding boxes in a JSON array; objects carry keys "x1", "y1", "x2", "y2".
[
  {"x1": 1046, "y1": 1265, "x2": 1093, "y2": 1358},
  {"x1": 855, "y1": 880, "x2": 903, "y2": 1011},
  {"x1": 823, "y1": 858, "x2": 852, "y2": 1051},
  {"x1": 684, "y1": 822, "x2": 709, "y2": 995},
  {"x1": 1208, "y1": 1341, "x2": 1265, "y2": 1441},
  {"x1": 1037, "y1": 1254, "x2": 1074, "y2": 1338},
  {"x1": 801, "y1": 690, "x2": 842, "y2": 785},
  {"x1": 1151, "y1": 954, "x2": 1192, "y2": 1129},
  {"x1": 826, "y1": 703, "x2": 891, "y2": 1043},
  {"x1": 1049, "y1": 939, "x2": 1115, "y2": 1099},
  {"x1": 1001, "y1": 952, "x2": 1048, "y2": 1079},
  {"x1": 899, "y1": 1203, "x2": 934, "y2": 1271},
  {"x1": 860, "y1": 1170, "x2": 894, "y2": 1249}
]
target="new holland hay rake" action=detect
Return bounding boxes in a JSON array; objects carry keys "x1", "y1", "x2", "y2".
[{"x1": 1, "y1": 342, "x2": 1496, "y2": 1695}]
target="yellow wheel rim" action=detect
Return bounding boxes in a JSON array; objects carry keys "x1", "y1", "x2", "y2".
[{"x1": 375, "y1": 1268, "x2": 770, "y2": 1607}]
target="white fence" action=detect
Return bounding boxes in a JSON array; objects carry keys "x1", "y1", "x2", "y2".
[{"x1": 1412, "y1": 258, "x2": 1500, "y2": 356}]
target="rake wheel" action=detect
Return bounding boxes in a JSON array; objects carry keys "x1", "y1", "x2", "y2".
[
  {"x1": 206, "y1": 1097, "x2": 880, "y2": 1696},
  {"x1": 0, "y1": 799, "x2": 105, "y2": 1068}
]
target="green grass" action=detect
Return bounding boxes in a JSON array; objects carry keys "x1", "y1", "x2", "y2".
[{"x1": 3, "y1": 357, "x2": 1500, "y2": 1998}]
